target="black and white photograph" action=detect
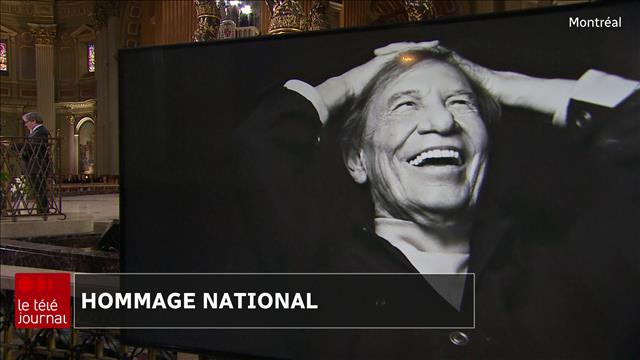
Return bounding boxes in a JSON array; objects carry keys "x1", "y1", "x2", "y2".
[
  {"x1": 117, "y1": 1, "x2": 640, "y2": 358},
  {"x1": 1, "y1": 1, "x2": 638, "y2": 359}
]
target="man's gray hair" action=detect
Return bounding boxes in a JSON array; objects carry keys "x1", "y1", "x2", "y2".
[
  {"x1": 23, "y1": 112, "x2": 44, "y2": 124},
  {"x1": 340, "y1": 50, "x2": 501, "y2": 159}
]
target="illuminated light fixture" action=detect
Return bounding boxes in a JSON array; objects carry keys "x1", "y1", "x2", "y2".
[
  {"x1": 240, "y1": 5, "x2": 252, "y2": 14},
  {"x1": 229, "y1": 0, "x2": 240, "y2": 6},
  {"x1": 400, "y1": 54, "x2": 416, "y2": 63}
]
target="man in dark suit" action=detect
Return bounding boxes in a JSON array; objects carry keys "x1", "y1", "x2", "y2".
[
  {"x1": 2, "y1": 112, "x2": 52, "y2": 214},
  {"x1": 236, "y1": 44, "x2": 639, "y2": 358}
]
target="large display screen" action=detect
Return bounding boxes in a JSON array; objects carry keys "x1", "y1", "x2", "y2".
[{"x1": 119, "y1": 2, "x2": 639, "y2": 358}]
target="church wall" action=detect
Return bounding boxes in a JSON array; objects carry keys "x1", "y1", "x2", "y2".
[{"x1": 1, "y1": 0, "x2": 589, "y2": 176}]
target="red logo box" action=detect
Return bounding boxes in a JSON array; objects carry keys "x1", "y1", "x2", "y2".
[{"x1": 14, "y1": 273, "x2": 71, "y2": 328}]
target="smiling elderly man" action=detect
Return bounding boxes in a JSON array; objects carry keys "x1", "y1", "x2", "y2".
[
  {"x1": 235, "y1": 43, "x2": 640, "y2": 358},
  {"x1": 332, "y1": 51, "x2": 498, "y2": 312}
]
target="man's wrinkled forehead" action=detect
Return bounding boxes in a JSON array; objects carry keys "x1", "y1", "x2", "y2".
[
  {"x1": 378, "y1": 59, "x2": 471, "y2": 99},
  {"x1": 362, "y1": 59, "x2": 473, "y2": 137}
]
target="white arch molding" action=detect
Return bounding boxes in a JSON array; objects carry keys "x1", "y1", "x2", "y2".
[
  {"x1": 75, "y1": 117, "x2": 96, "y2": 175},
  {"x1": 75, "y1": 116, "x2": 95, "y2": 134}
]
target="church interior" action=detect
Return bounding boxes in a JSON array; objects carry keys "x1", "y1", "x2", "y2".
[
  {"x1": 1, "y1": 1, "x2": 594, "y2": 359},
  {"x1": 0, "y1": 0, "x2": 588, "y2": 180}
]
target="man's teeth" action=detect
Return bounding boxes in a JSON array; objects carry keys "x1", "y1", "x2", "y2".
[{"x1": 408, "y1": 149, "x2": 461, "y2": 166}]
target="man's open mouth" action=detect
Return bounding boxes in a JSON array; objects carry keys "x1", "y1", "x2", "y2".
[{"x1": 407, "y1": 148, "x2": 464, "y2": 167}]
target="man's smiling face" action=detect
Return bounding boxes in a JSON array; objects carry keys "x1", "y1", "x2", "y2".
[{"x1": 347, "y1": 59, "x2": 489, "y2": 227}]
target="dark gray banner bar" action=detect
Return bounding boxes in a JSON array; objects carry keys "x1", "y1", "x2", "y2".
[{"x1": 74, "y1": 274, "x2": 474, "y2": 329}]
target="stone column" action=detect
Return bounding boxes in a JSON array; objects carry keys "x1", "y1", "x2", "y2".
[
  {"x1": 28, "y1": 23, "x2": 57, "y2": 132},
  {"x1": 93, "y1": 11, "x2": 108, "y2": 175},
  {"x1": 68, "y1": 115, "x2": 79, "y2": 174},
  {"x1": 92, "y1": 3, "x2": 120, "y2": 175},
  {"x1": 107, "y1": 15, "x2": 120, "y2": 175}
]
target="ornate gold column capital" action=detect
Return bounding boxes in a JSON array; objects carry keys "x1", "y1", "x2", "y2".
[
  {"x1": 309, "y1": 0, "x2": 330, "y2": 31},
  {"x1": 403, "y1": 0, "x2": 437, "y2": 22},
  {"x1": 267, "y1": 0, "x2": 305, "y2": 35},
  {"x1": 27, "y1": 23, "x2": 57, "y2": 45},
  {"x1": 193, "y1": 0, "x2": 222, "y2": 42}
]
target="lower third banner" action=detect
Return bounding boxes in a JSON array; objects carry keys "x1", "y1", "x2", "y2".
[{"x1": 73, "y1": 273, "x2": 474, "y2": 329}]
